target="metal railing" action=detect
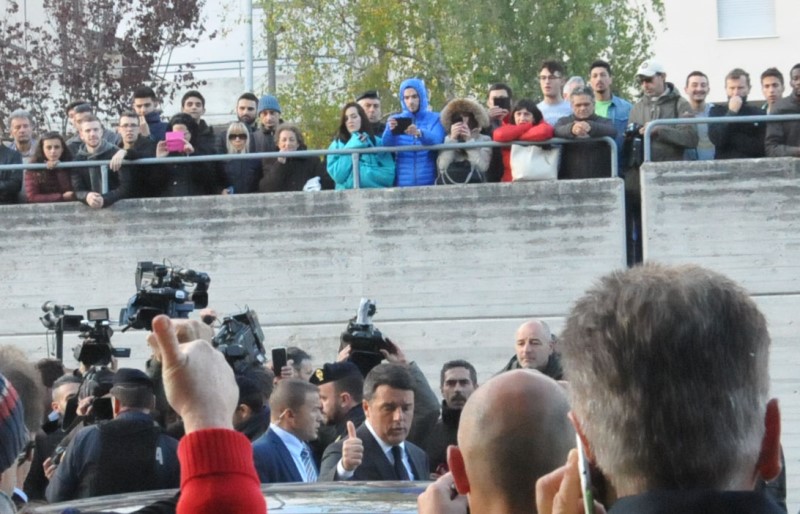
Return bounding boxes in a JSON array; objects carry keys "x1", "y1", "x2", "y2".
[
  {"x1": 643, "y1": 113, "x2": 800, "y2": 162},
  {"x1": 0, "y1": 136, "x2": 618, "y2": 193}
]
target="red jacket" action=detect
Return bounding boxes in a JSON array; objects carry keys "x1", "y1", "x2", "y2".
[
  {"x1": 178, "y1": 429, "x2": 267, "y2": 514},
  {"x1": 492, "y1": 121, "x2": 554, "y2": 182},
  {"x1": 24, "y1": 169, "x2": 72, "y2": 203}
]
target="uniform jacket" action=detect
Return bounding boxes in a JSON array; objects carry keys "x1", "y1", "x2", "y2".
[
  {"x1": 381, "y1": 78, "x2": 446, "y2": 187},
  {"x1": 318, "y1": 423, "x2": 429, "y2": 481},
  {"x1": 628, "y1": 83, "x2": 698, "y2": 162},
  {"x1": 45, "y1": 411, "x2": 179, "y2": 503},
  {"x1": 252, "y1": 427, "x2": 304, "y2": 483}
]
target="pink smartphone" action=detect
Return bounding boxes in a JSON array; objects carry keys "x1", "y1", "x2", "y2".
[{"x1": 165, "y1": 131, "x2": 184, "y2": 152}]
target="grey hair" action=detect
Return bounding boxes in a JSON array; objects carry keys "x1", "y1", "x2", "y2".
[
  {"x1": 561, "y1": 263, "x2": 770, "y2": 492},
  {"x1": 570, "y1": 86, "x2": 596, "y2": 100},
  {"x1": 7, "y1": 109, "x2": 34, "y2": 128}
]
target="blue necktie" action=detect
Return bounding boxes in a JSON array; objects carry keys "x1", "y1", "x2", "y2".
[
  {"x1": 300, "y1": 446, "x2": 317, "y2": 482},
  {"x1": 391, "y1": 445, "x2": 410, "y2": 480}
]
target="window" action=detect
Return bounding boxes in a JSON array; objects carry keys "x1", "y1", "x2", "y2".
[{"x1": 717, "y1": 0, "x2": 776, "y2": 39}]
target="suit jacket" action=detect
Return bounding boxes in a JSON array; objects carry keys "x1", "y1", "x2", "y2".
[
  {"x1": 252, "y1": 427, "x2": 303, "y2": 483},
  {"x1": 319, "y1": 424, "x2": 429, "y2": 481}
]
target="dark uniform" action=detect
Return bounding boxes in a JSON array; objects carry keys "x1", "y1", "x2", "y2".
[{"x1": 45, "y1": 369, "x2": 180, "y2": 503}]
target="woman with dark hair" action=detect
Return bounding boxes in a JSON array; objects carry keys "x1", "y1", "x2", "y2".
[
  {"x1": 492, "y1": 99, "x2": 554, "y2": 182},
  {"x1": 326, "y1": 102, "x2": 394, "y2": 189},
  {"x1": 24, "y1": 132, "x2": 75, "y2": 203},
  {"x1": 259, "y1": 123, "x2": 334, "y2": 192},
  {"x1": 155, "y1": 113, "x2": 229, "y2": 197}
]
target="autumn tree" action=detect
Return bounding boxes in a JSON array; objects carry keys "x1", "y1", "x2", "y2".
[
  {"x1": 260, "y1": 0, "x2": 664, "y2": 148},
  {"x1": 0, "y1": 1, "x2": 54, "y2": 132},
  {"x1": 1, "y1": 0, "x2": 213, "y2": 132}
]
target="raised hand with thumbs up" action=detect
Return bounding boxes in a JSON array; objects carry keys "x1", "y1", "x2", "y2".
[{"x1": 341, "y1": 420, "x2": 364, "y2": 471}]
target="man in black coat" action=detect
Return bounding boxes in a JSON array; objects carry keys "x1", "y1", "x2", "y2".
[
  {"x1": 553, "y1": 86, "x2": 617, "y2": 179},
  {"x1": 70, "y1": 116, "x2": 127, "y2": 209},
  {"x1": 309, "y1": 362, "x2": 365, "y2": 465},
  {"x1": 0, "y1": 144, "x2": 22, "y2": 204},
  {"x1": 709, "y1": 68, "x2": 766, "y2": 159},
  {"x1": 319, "y1": 363, "x2": 429, "y2": 481}
]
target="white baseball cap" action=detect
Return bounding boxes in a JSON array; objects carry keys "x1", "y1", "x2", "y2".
[{"x1": 636, "y1": 59, "x2": 666, "y2": 78}]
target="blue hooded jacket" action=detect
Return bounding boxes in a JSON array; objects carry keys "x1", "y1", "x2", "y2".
[{"x1": 382, "y1": 78, "x2": 445, "y2": 186}]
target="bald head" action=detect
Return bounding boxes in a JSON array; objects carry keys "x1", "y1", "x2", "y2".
[
  {"x1": 456, "y1": 369, "x2": 574, "y2": 512},
  {"x1": 515, "y1": 320, "x2": 554, "y2": 371}
]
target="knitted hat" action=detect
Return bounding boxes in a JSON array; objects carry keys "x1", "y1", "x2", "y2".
[
  {"x1": 258, "y1": 95, "x2": 281, "y2": 114},
  {"x1": 0, "y1": 372, "x2": 26, "y2": 473}
]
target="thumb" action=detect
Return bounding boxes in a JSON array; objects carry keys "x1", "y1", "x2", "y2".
[
  {"x1": 347, "y1": 420, "x2": 357, "y2": 439},
  {"x1": 151, "y1": 315, "x2": 183, "y2": 368}
]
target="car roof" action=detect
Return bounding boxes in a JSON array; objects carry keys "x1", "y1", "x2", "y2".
[{"x1": 31, "y1": 481, "x2": 427, "y2": 513}]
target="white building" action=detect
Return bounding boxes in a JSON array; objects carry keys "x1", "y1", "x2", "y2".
[{"x1": 650, "y1": 0, "x2": 798, "y2": 103}]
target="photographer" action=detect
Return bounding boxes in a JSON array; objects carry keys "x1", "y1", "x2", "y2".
[
  {"x1": 45, "y1": 369, "x2": 179, "y2": 502},
  {"x1": 436, "y1": 98, "x2": 492, "y2": 184}
]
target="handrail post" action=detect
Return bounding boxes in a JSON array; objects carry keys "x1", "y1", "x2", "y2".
[
  {"x1": 352, "y1": 152, "x2": 361, "y2": 189},
  {"x1": 100, "y1": 165, "x2": 109, "y2": 194}
]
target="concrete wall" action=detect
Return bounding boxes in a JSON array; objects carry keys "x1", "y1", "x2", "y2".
[
  {"x1": 0, "y1": 179, "x2": 627, "y2": 386},
  {"x1": 642, "y1": 158, "x2": 800, "y2": 511}
]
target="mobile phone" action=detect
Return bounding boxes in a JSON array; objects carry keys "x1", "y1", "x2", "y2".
[
  {"x1": 271, "y1": 347, "x2": 288, "y2": 373},
  {"x1": 493, "y1": 96, "x2": 511, "y2": 110},
  {"x1": 165, "y1": 131, "x2": 185, "y2": 153},
  {"x1": 576, "y1": 435, "x2": 594, "y2": 514},
  {"x1": 392, "y1": 117, "x2": 412, "y2": 135}
]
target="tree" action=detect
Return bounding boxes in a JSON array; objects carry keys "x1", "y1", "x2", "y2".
[
  {"x1": 0, "y1": 1, "x2": 54, "y2": 132},
  {"x1": 0, "y1": 0, "x2": 214, "y2": 132},
  {"x1": 260, "y1": 0, "x2": 664, "y2": 148}
]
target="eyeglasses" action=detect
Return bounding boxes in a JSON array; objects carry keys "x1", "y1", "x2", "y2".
[
  {"x1": 119, "y1": 123, "x2": 139, "y2": 129},
  {"x1": 228, "y1": 133, "x2": 247, "y2": 140},
  {"x1": 639, "y1": 76, "x2": 656, "y2": 84},
  {"x1": 539, "y1": 75, "x2": 562, "y2": 81}
]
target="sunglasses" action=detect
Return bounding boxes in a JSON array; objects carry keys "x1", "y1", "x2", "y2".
[{"x1": 228, "y1": 133, "x2": 247, "y2": 140}]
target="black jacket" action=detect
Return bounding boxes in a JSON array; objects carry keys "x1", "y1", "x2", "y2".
[
  {"x1": 70, "y1": 142, "x2": 122, "y2": 205},
  {"x1": 499, "y1": 352, "x2": 564, "y2": 380},
  {"x1": 111, "y1": 136, "x2": 160, "y2": 204},
  {"x1": 0, "y1": 145, "x2": 23, "y2": 203},
  {"x1": 554, "y1": 114, "x2": 617, "y2": 179},
  {"x1": 423, "y1": 401, "x2": 461, "y2": 473},
  {"x1": 708, "y1": 102, "x2": 766, "y2": 159},
  {"x1": 259, "y1": 156, "x2": 334, "y2": 192}
]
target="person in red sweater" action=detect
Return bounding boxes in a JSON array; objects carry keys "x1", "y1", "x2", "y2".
[
  {"x1": 491, "y1": 99, "x2": 554, "y2": 182},
  {"x1": 24, "y1": 132, "x2": 75, "y2": 203},
  {"x1": 150, "y1": 315, "x2": 267, "y2": 514}
]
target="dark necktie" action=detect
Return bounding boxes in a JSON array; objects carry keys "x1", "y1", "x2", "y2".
[{"x1": 391, "y1": 445, "x2": 410, "y2": 480}]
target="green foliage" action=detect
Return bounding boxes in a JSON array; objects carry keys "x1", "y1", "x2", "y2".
[{"x1": 260, "y1": 0, "x2": 664, "y2": 148}]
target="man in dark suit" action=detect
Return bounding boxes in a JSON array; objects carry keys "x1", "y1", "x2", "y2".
[
  {"x1": 252, "y1": 379, "x2": 323, "y2": 483},
  {"x1": 319, "y1": 363, "x2": 429, "y2": 481}
]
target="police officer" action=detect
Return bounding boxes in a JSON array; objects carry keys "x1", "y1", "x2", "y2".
[{"x1": 46, "y1": 368, "x2": 179, "y2": 502}]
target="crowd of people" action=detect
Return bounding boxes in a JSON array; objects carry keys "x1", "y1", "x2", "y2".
[
  {"x1": 2, "y1": 58, "x2": 799, "y2": 208},
  {"x1": 0, "y1": 263, "x2": 790, "y2": 513}
]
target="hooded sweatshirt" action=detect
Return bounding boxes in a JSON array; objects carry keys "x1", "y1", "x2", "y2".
[{"x1": 382, "y1": 78, "x2": 446, "y2": 186}]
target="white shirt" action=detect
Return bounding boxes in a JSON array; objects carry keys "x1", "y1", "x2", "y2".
[{"x1": 336, "y1": 420, "x2": 415, "y2": 480}]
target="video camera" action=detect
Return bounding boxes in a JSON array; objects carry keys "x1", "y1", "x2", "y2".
[
  {"x1": 120, "y1": 261, "x2": 210, "y2": 331},
  {"x1": 339, "y1": 298, "x2": 390, "y2": 376},
  {"x1": 41, "y1": 302, "x2": 130, "y2": 367},
  {"x1": 212, "y1": 308, "x2": 267, "y2": 374}
]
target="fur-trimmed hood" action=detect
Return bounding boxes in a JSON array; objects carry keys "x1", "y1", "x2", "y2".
[{"x1": 440, "y1": 98, "x2": 490, "y2": 132}]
